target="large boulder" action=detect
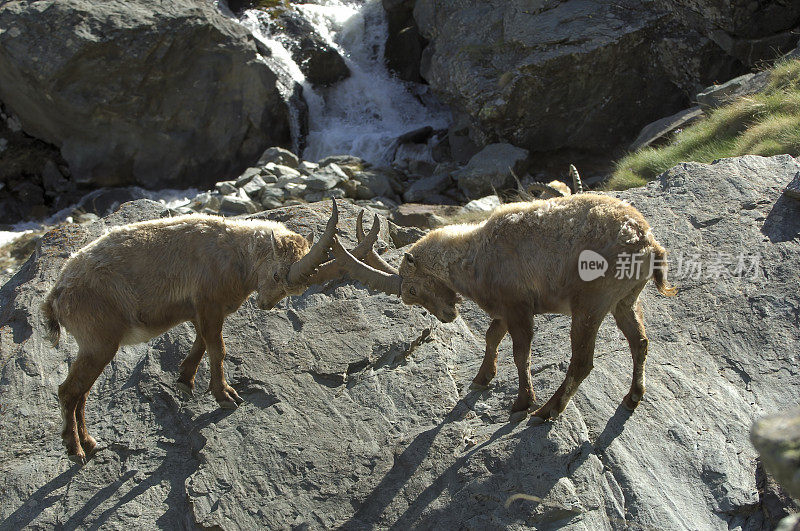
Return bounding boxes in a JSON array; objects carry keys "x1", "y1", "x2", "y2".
[
  {"x1": 410, "y1": 0, "x2": 743, "y2": 156},
  {"x1": 656, "y1": 0, "x2": 800, "y2": 64},
  {"x1": 452, "y1": 143, "x2": 528, "y2": 198},
  {"x1": 0, "y1": 0, "x2": 294, "y2": 189},
  {"x1": 1, "y1": 154, "x2": 800, "y2": 528}
]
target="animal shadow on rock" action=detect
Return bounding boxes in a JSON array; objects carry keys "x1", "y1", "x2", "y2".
[
  {"x1": 1, "y1": 387, "x2": 236, "y2": 530},
  {"x1": 762, "y1": 194, "x2": 800, "y2": 243},
  {"x1": 340, "y1": 394, "x2": 632, "y2": 529}
]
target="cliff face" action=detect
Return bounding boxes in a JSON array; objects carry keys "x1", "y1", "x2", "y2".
[
  {"x1": 396, "y1": 0, "x2": 800, "y2": 165},
  {"x1": 0, "y1": 0, "x2": 294, "y2": 189},
  {"x1": 1, "y1": 154, "x2": 798, "y2": 528}
]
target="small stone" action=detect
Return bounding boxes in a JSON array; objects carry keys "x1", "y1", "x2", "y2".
[
  {"x1": 242, "y1": 175, "x2": 267, "y2": 198},
  {"x1": 404, "y1": 170, "x2": 453, "y2": 202},
  {"x1": 391, "y1": 203, "x2": 463, "y2": 229},
  {"x1": 215, "y1": 181, "x2": 237, "y2": 195},
  {"x1": 463, "y1": 195, "x2": 501, "y2": 213},
  {"x1": 317, "y1": 155, "x2": 365, "y2": 168},
  {"x1": 283, "y1": 182, "x2": 307, "y2": 198},
  {"x1": 220, "y1": 195, "x2": 258, "y2": 215},
  {"x1": 298, "y1": 161, "x2": 320, "y2": 175},
  {"x1": 306, "y1": 164, "x2": 347, "y2": 191},
  {"x1": 265, "y1": 162, "x2": 302, "y2": 181},
  {"x1": 236, "y1": 167, "x2": 263, "y2": 187},
  {"x1": 257, "y1": 146, "x2": 299, "y2": 168}
]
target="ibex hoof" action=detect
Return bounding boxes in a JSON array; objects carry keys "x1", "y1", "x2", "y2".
[
  {"x1": 176, "y1": 381, "x2": 193, "y2": 397},
  {"x1": 217, "y1": 399, "x2": 239, "y2": 410},
  {"x1": 509, "y1": 410, "x2": 528, "y2": 423},
  {"x1": 529, "y1": 415, "x2": 546, "y2": 426},
  {"x1": 622, "y1": 393, "x2": 641, "y2": 411},
  {"x1": 469, "y1": 382, "x2": 491, "y2": 391},
  {"x1": 68, "y1": 453, "x2": 86, "y2": 466}
]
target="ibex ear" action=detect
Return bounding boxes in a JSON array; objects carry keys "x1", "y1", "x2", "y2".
[
  {"x1": 404, "y1": 252, "x2": 417, "y2": 271},
  {"x1": 305, "y1": 230, "x2": 315, "y2": 246}
]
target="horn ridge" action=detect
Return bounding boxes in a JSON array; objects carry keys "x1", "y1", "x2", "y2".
[{"x1": 287, "y1": 198, "x2": 339, "y2": 285}]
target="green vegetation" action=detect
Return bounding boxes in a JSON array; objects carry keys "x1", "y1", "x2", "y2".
[{"x1": 607, "y1": 58, "x2": 800, "y2": 190}]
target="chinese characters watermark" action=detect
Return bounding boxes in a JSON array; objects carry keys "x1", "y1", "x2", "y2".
[{"x1": 579, "y1": 250, "x2": 761, "y2": 281}]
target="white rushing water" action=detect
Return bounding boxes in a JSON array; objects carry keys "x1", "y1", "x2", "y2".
[{"x1": 241, "y1": 0, "x2": 450, "y2": 165}]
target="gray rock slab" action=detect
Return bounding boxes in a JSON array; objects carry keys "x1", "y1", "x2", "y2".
[
  {"x1": 629, "y1": 106, "x2": 704, "y2": 152},
  {"x1": 403, "y1": 172, "x2": 453, "y2": 202},
  {"x1": 696, "y1": 71, "x2": 772, "y2": 112},
  {"x1": 453, "y1": 143, "x2": 528, "y2": 198},
  {"x1": 1, "y1": 155, "x2": 799, "y2": 528}
]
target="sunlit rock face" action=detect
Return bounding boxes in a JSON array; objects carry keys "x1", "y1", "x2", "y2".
[{"x1": 1, "y1": 154, "x2": 799, "y2": 528}]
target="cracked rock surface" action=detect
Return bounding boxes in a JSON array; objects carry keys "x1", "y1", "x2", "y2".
[{"x1": 1, "y1": 155, "x2": 799, "y2": 529}]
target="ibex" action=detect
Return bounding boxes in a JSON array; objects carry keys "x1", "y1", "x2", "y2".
[
  {"x1": 330, "y1": 193, "x2": 676, "y2": 423},
  {"x1": 42, "y1": 200, "x2": 345, "y2": 464}
]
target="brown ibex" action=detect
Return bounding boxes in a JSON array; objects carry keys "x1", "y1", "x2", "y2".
[
  {"x1": 42, "y1": 200, "x2": 343, "y2": 463},
  {"x1": 330, "y1": 194, "x2": 676, "y2": 423}
]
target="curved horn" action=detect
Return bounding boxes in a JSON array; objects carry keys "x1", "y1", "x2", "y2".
[
  {"x1": 526, "y1": 182, "x2": 568, "y2": 198},
  {"x1": 330, "y1": 237, "x2": 402, "y2": 296},
  {"x1": 287, "y1": 198, "x2": 339, "y2": 285},
  {"x1": 304, "y1": 211, "x2": 381, "y2": 285},
  {"x1": 569, "y1": 164, "x2": 583, "y2": 193},
  {"x1": 355, "y1": 210, "x2": 399, "y2": 275}
]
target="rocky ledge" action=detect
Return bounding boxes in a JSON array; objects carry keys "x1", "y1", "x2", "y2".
[{"x1": 0, "y1": 155, "x2": 798, "y2": 528}]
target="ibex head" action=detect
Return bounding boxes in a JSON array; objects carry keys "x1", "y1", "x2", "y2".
[
  {"x1": 398, "y1": 252, "x2": 461, "y2": 323},
  {"x1": 255, "y1": 199, "x2": 339, "y2": 310},
  {"x1": 328, "y1": 209, "x2": 461, "y2": 323}
]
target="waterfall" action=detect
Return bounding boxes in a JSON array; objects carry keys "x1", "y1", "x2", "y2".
[{"x1": 240, "y1": 0, "x2": 450, "y2": 166}]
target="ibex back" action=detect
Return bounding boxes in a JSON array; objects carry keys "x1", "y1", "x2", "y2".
[{"x1": 42, "y1": 201, "x2": 339, "y2": 463}]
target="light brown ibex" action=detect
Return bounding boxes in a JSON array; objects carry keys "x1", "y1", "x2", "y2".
[
  {"x1": 42, "y1": 200, "x2": 342, "y2": 463},
  {"x1": 330, "y1": 194, "x2": 676, "y2": 423}
]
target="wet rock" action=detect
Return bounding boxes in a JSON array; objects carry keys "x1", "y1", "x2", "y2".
[
  {"x1": 264, "y1": 8, "x2": 350, "y2": 87},
  {"x1": 383, "y1": 0, "x2": 427, "y2": 83}
]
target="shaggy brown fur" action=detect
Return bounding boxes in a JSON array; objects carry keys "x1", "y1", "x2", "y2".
[
  {"x1": 335, "y1": 194, "x2": 676, "y2": 422},
  {"x1": 42, "y1": 212, "x2": 331, "y2": 463}
]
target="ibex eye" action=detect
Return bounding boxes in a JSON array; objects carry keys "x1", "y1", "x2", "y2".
[
  {"x1": 273, "y1": 272, "x2": 280, "y2": 282},
  {"x1": 409, "y1": 286, "x2": 417, "y2": 296}
]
